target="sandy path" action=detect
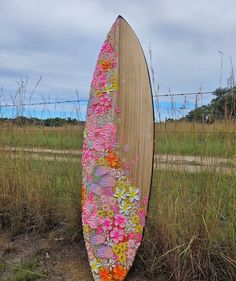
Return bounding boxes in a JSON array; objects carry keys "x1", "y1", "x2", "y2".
[{"x1": 1, "y1": 146, "x2": 235, "y2": 174}]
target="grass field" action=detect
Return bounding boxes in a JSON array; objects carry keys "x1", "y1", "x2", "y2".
[
  {"x1": 0, "y1": 121, "x2": 235, "y2": 157},
  {"x1": 0, "y1": 121, "x2": 236, "y2": 280}
]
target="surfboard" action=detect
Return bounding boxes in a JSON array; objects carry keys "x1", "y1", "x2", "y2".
[{"x1": 82, "y1": 16, "x2": 154, "y2": 280}]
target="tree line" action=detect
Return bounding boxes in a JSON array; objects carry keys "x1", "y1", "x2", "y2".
[
  {"x1": 0, "y1": 116, "x2": 84, "y2": 127},
  {"x1": 185, "y1": 87, "x2": 236, "y2": 122}
]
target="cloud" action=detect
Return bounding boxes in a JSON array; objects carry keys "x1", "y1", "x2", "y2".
[{"x1": 0, "y1": 0, "x2": 235, "y2": 118}]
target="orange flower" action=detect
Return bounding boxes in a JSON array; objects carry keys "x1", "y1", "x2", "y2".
[
  {"x1": 81, "y1": 185, "x2": 86, "y2": 204},
  {"x1": 101, "y1": 60, "x2": 112, "y2": 71},
  {"x1": 99, "y1": 267, "x2": 112, "y2": 281},
  {"x1": 113, "y1": 265, "x2": 128, "y2": 280},
  {"x1": 105, "y1": 152, "x2": 121, "y2": 168}
]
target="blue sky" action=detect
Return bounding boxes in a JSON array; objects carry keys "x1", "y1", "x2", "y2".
[{"x1": 0, "y1": 0, "x2": 235, "y2": 120}]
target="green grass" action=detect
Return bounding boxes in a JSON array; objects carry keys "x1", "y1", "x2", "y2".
[
  {"x1": 0, "y1": 126, "x2": 83, "y2": 150},
  {"x1": 0, "y1": 121, "x2": 235, "y2": 157},
  {"x1": 156, "y1": 131, "x2": 236, "y2": 156},
  {"x1": 155, "y1": 121, "x2": 236, "y2": 157},
  {"x1": 0, "y1": 154, "x2": 81, "y2": 233},
  {"x1": 0, "y1": 152, "x2": 235, "y2": 280},
  {"x1": 0, "y1": 120, "x2": 235, "y2": 280},
  {"x1": 141, "y1": 169, "x2": 236, "y2": 280},
  {"x1": 4, "y1": 260, "x2": 43, "y2": 281},
  {"x1": 0, "y1": 261, "x2": 7, "y2": 274}
]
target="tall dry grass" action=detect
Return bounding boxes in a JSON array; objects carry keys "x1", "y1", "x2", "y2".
[
  {"x1": 0, "y1": 153, "x2": 82, "y2": 237},
  {"x1": 139, "y1": 169, "x2": 236, "y2": 280},
  {"x1": 0, "y1": 79, "x2": 235, "y2": 280},
  {"x1": 0, "y1": 123, "x2": 235, "y2": 280}
]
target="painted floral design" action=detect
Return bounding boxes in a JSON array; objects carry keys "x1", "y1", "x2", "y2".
[{"x1": 82, "y1": 19, "x2": 148, "y2": 281}]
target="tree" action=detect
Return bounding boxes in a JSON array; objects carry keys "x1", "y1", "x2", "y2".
[{"x1": 185, "y1": 87, "x2": 236, "y2": 122}]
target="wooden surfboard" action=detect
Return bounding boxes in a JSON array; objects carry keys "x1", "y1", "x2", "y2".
[{"x1": 82, "y1": 16, "x2": 154, "y2": 280}]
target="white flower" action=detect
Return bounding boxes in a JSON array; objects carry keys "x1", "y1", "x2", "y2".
[
  {"x1": 103, "y1": 258, "x2": 116, "y2": 271},
  {"x1": 126, "y1": 186, "x2": 140, "y2": 202},
  {"x1": 125, "y1": 220, "x2": 136, "y2": 232},
  {"x1": 114, "y1": 187, "x2": 127, "y2": 203},
  {"x1": 105, "y1": 236, "x2": 113, "y2": 247},
  {"x1": 93, "y1": 274, "x2": 101, "y2": 281},
  {"x1": 90, "y1": 258, "x2": 101, "y2": 274},
  {"x1": 119, "y1": 200, "x2": 132, "y2": 215}
]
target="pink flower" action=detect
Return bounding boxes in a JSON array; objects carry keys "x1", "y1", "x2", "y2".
[
  {"x1": 138, "y1": 209, "x2": 146, "y2": 227},
  {"x1": 92, "y1": 65, "x2": 107, "y2": 90},
  {"x1": 100, "y1": 194, "x2": 116, "y2": 210},
  {"x1": 82, "y1": 148, "x2": 93, "y2": 164},
  {"x1": 88, "y1": 249, "x2": 94, "y2": 260},
  {"x1": 103, "y1": 188, "x2": 114, "y2": 197},
  {"x1": 88, "y1": 127, "x2": 106, "y2": 142},
  {"x1": 101, "y1": 41, "x2": 114, "y2": 54},
  {"x1": 100, "y1": 95, "x2": 111, "y2": 108},
  {"x1": 88, "y1": 127, "x2": 109, "y2": 152},
  {"x1": 126, "y1": 247, "x2": 136, "y2": 259},
  {"x1": 110, "y1": 227, "x2": 124, "y2": 244},
  {"x1": 128, "y1": 240, "x2": 136, "y2": 249},
  {"x1": 141, "y1": 197, "x2": 149, "y2": 206},
  {"x1": 86, "y1": 111, "x2": 97, "y2": 126},
  {"x1": 136, "y1": 233, "x2": 143, "y2": 243},
  {"x1": 92, "y1": 94, "x2": 112, "y2": 115},
  {"x1": 93, "y1": 139, "x2": 109, "y2": 152},
  {"x1": 114, "y1": 214, "x2": 127, "y2": 228},
  {"x1": 82, "y1": 148, "x2": 97, "y2": 177},
  {"x1": 96, "y1": 226, "x2": 104, "y2": 235},
  {"x1": 86, "y1": 192, "x2": 95, "y2": 203},
  {"x1": 103, "y1": 123, "x2": 117, "y2": 135},
  {"x1": 87, "y1": 212, "x2": 102, "y2": 229},
  {"x1": 83, "y1": 201, "x2": 96, "y2": 217},
  {"x1": 112, "y1": 204, "x2": 119, "y2": 213},
  {"x1": 102, "y1": 203, "x2": 110, "y2": 212},
  {"x1": 128, "y1": 233, "x2": 142, "y2": 243},
  {"x1": 85, "y1": 241, "x2": 94, "y2": 260},
  {"x1": 87, "y1": 123, "x2": 117, "y2": 152},
  {"x1": 102, "y1": 217, "x2": 113, "y2": 231},
  {"x1": 127, "y1": 233, "x2": 136, "y2": 240}
]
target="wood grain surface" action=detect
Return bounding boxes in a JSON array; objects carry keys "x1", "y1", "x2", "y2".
[{"x1": 117, "y1": 17, "x2": 154, "y2": 202}]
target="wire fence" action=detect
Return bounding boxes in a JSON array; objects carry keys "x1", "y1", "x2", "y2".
[
  {"x1": 0, "y1": 88, "x2": 235, "y2": 124},
  {"x1": 0, "y1": 90, "x2": 214, "y2": 109},
  {"x1": 0, "y1": 90, "x2": 214, "y2": 120}
]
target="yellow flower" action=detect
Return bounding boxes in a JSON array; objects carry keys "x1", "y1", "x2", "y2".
[
  {"x1": 120, "y1": 200, "x2": 132, "y2": 215},
  {"x1": 83, "y1": 225, "x2": 90, "y2": 234},
  {"x1": 136, "y1": 224, "x2": 143, "y2": 234},
  {"x1": 107, "y1": 210, "x2": 114, "y2": 217},
  {"x1": 113, "y1": 244, "x2": 121, "y2": 254},
  {"x1": 111, "y1": 74, "x2": 119, "y2": 91},
  {"x1": 131, "y1": 214, "x2": 140, "y2": 225},
  {"x1": 118, "y1": 253, "x2": 127, "y2": 263},
  {"x1": 112, "y1": 80, "x2": 119, "y2": 91},
  {"x1": 104, "y1": 84, "x2": 113, "y2": 94},
  {"x1": 97, "y1": 157, "x2": 108, "y2": 166},
  {"x1": 95, "y1": 90, "x2": 103, "y2": 97},
  {"x1": 119, "y1": 242, "x2": 127, "y2": 252},
  {"x1": 115, "y1": 178, "x2": 130, "y2": 192},
  {"x1": 115, "y1": 180, "x2": 126, "y2": 189},
  {"x1": 124, "y1": 197, "x2": 132, "y2": 205},
  {"x1": 97, "y1": 210, "x2": 106, "y2": 217},
  {"x1": 98, "y1": 59, "x2": 104, "y2": 65},
  {"x1": 112, "y1": 242, "x2": 127, "y2": 255}
]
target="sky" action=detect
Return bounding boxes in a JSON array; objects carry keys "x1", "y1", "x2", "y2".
[{"x1": 0, "y1": 0, "x2": 235, "y2": 120}]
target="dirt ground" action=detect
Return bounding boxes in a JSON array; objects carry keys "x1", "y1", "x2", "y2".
[{"x1": 0, "y1": 231, "x2": 148, "y2": 281}]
